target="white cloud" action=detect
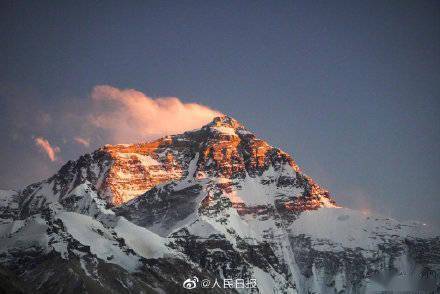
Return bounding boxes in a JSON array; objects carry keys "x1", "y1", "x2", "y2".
[
  {"x1": 88, "y1": 85, "x2": 222, "y2": 143},
  {"x1": 34, "y1": 137, "x2": 60, "y2": 162}
]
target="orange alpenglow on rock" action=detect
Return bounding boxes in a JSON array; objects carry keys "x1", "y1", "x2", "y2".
[{"x1": 62, "y1": 115, "x2": 333, "y2": 209}]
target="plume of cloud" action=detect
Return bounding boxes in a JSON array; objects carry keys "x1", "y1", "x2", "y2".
[
  {"x1": 74, "y1": 137, "x2": 90, "y2": 147},
  {"x1": 1, "y1": 84, "x2": 222, "y2": 189},
  {"x1": 34, "y1": 137, "x2": 60, "y2": 162},
  {"x1": 88, "y1": 85, "x2": 222, "y2": 143}
]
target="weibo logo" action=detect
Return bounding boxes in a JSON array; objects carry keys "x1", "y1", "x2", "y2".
[{"x1": 182, "y1": 276, "x2": 199, "y2": 289}]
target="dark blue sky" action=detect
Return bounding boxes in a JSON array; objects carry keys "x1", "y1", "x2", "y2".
[{"x1": 1, "y1": 1, "x2": 439, "y2": 226}]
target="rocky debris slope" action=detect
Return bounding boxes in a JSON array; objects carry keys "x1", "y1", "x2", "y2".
[{"x1": 0, "y1": 116, "x2": 439, "y2": 293}]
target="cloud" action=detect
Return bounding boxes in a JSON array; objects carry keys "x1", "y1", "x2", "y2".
[
  {"x1": 34, "y1": 137, "x2": 60, "y2": 161},
  {"x1": 74, "y1": 137, "x2": 90, "y2": 147},
  {"x1": 88, "y1": 85, "x2": 222, "y2": 143},
  {"x1": 2, "y1": 84, "x2": 222, "y2": 189}
]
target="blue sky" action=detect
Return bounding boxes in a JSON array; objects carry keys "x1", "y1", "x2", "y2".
[{"x1": 1, "y1": 0, "x2": 439, "y2": 226}]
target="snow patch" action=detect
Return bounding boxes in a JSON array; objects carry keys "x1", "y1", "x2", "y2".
[
  {"x1": 113, "y1": 217, "x2": 173, "y2": 259},
  {"x1": 211, "y1": 126, "x2": 237, "y2": 136},
  {"x1": 56, "y1": 212, "x2": 140, "y2": 271}
]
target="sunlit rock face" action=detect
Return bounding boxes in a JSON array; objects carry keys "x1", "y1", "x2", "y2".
[
  {"x1": 1, "y1": 116, "x2": 439, "y2": 294},
  {"x1": 42, "y1": 115, "x2": 333, "y2": 210},
  {"x1": 99, "y1": 139, "x2": 191, "y2": 205}
]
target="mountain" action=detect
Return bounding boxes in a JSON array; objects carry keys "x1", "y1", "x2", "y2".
[{"x1": 0, "y1": 116, "x2": 439, "y2": 293}]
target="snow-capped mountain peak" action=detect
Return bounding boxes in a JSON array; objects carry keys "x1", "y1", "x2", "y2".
[{"x1": 0, "y1": 116, "x2": 438, "y2": 293}]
